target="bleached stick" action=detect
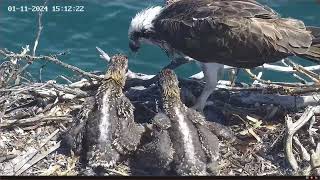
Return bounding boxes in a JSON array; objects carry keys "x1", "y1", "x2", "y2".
[{"x1": 285, "y1": 106, "x2": 316, "y2": 171}]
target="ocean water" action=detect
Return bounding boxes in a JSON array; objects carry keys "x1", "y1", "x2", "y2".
[{"x1": 0, "y1": 0, "x2": 319, "y2": 82}]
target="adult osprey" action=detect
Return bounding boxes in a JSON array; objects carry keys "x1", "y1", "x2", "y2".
[{"x1": 128, "y1": 0, "x2": 320, "y2": 111}]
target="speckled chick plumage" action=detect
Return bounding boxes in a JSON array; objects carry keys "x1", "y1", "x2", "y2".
[
  {"x1": 84, "y1": 54, "x2": 144, "y2": 170},
  {"x1": 136, "y1": 69, "x2": 220, "y2": 176}
]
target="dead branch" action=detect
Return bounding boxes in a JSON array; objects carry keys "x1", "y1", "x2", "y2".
[
  {"x1": 0, "y1": 115, "x2": 72, "y2": 129},
  {"x1": 293, "y1": 136, "x2": 310, "y2": 162},
  {"x1": 311, "y1": 143, "x2": 320, "y2": 176},
  {"x1": 286, "y1": 59, "x2": 320, "y2": 84},
  {"x1": 32, "y1": 0, "x2": 48, "y2": 56},
  {"x1": 285, "y1": 106, "x2": 317, "y2": 171},
  {"x1": 96, "y1": 46, "x2": 110, "y2": 62},
  {"x1": 234, "y1": 92, "x2": 320, "y2": 109},
  {"x1": 0, "y1": 49, "x2": 102, "y2": 81}
]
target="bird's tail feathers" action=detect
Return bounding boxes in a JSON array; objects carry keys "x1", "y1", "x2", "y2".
[
  {"x1": 298, "y1": 26, "x2": 320, "y2": 63},
  {"x1": 307, "y1": 26, "x2": 320, "y2": 39},
  {"x1": 299, "y1": 43, "x2": 320, "y2": 63}
]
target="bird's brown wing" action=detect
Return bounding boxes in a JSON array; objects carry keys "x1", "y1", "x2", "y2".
[
  {"x1": 158, "y1": 0, "x2": 278, "y2": 20},
  {"x1": 116, "y1": 95, "x2": 143, "y2": 152},
  {"x1": 154, "y1": 0, "x2": 312, "y2": 68}
]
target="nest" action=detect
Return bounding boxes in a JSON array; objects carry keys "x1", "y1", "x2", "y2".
[
  {"x1": 1, "y1": 46, "x2": 320, "y2": 176},
  {"x1": 1, "y1": 7, "x2": 320, "y2": 175}
]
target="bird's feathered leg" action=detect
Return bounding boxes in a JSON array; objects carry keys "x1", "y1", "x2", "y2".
[
  {"x1": 192, "y1": 62, "x2": 224, "y2": 113},
  {"x1": 229, "y1": 68, "x2": 239, "y2": 87}
]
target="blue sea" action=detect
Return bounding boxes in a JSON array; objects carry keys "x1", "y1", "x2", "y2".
[{"x1": 0, "y1": 0, "x2": 319, "y2": 82}]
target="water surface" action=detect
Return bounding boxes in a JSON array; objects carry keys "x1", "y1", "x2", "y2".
[{"x1": 0, "y1": 0, "x2": 319, "y2": 82}]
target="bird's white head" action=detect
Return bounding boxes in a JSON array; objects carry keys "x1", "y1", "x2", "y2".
[{"x1": 128, "y1": 6, "x2": 163, "y2": 52}]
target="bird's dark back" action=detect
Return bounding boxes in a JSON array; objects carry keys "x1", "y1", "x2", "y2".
[{"x1": 153, "y1": 0, "x2": 314, "y2": 68}]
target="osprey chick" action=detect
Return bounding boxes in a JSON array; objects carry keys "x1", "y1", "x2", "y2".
[
  {"x1": 133, "y1": 69, "x2": 220, "y2": 176},
  {"x1": 84, "y1": 54, "x2": 144, "y2": 174},
  {"x1": 128, "y1": 0, "x2": 320, "y2": 111}
]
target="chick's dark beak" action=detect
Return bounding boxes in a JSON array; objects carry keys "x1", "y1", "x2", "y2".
[{"x1": 129, "y1": 41, "x2": 140, "y2": 53}]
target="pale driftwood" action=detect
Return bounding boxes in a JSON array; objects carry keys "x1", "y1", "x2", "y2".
[
  {"x1": 255, "y1": 63, "x2": 320, "y2": 73},
  {"x1": 190, "y1": 63, "x2": 320, "y2": 80},
  {"x1": 58, "y1": 75, "x2": 73, "y2": 84},
  {"x1": 245, "y1": 69, "x2": 271, "y2": 85},
  {"x1": 2, "y1": 148, "x2": 37, "y2": 175},
  {"x1": 292, "y1": 74, "x2": 308, "y2": 84},
  {"x1": 2, "y1": 81, "x2": 84, "y2": 99},
  {"x1": 15, "y1": 141, "x2": 61, "y2": 175},
  {"x1": 32, "y1": 1, "x2": 47, "y2": 56},
  {"x1": 252, "y1": 71, "x2": 263, "y2": 85},
  {"x1": 105, "y1": 168, "x2": 129, "y2": 176},
  {"x1": 234, "y1": 93, "x2": 320, "y2": 109},
  {"x1": 311, "y1": 143, "x2": 320, "y2": 176},
  {"x1": 96, "y1": 46, "x2": 111, "y2": 62},
  {"x1": 0, "y1": 82, "x2": 51, "y2": 93},
  {"x1": 309, "y1": 115, "x2": 317, "y2": 146},
  {"x1": 48, "y1": 83, "x2": 88, "y2": 98},
  {"x1": 191, "y1": 67, "x2": 314, "y2": 87},
  {"x1": 285, "y1": 115, "x2": 299, "y2": 171},
  {"x1": 0, "y1": 99, "x2": 8, "y2": 123},
  {"x1": 244, "y1": 68, "x2": 312, "y2": 87},
  {"x1": 95, "y1": 47, "x2": 155, "y2": 81},
  {"x1": 285, "y1": 106, "x2": 317, "y2": 171},
  {"x1": 13, "y1": 129, "x2": 60, "y2": 175},
  {"x1": 286, "y1": 59, "x2": 320, "y2": 83},
  {"x1": 69, "y1": 78, "x2": 100, "y2": 88},
  {"x1": 20, "y1": 0, "x2": 46, "y2": 77},
  {"x1": 190, "y1": 71, "x2": 204, "y2": 80},
  {"x1": 293, "y1": 136, "x2": 310, "y2": 162},
  {"x1": 127, "y1": 71, "x2": 155, "y2": 80}
]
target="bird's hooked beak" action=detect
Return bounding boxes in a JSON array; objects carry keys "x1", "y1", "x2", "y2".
[{"x1": 129, "y1": 40, "x2": 140, "y2": 53}]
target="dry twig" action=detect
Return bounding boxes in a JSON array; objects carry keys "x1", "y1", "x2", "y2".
[{"x1": 0, "y1": 49, "x2": 102, "y2": 81}]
